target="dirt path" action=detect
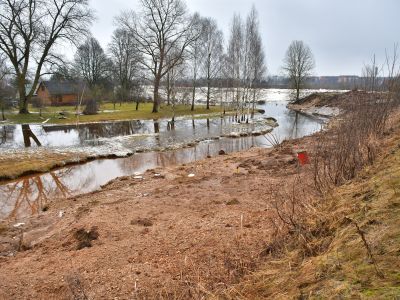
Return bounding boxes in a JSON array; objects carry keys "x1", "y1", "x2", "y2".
[{"x1": 0, "y1": 131, "x2": 318, "y2": 299}]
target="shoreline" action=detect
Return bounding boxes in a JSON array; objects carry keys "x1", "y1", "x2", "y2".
[
  {"x1": 0, "y1": 103, "x2": 226, "y2": 126},
  {"x1": 0, "y1": 110, "x2": 232, "y2": 126},
  {"x1": 0, "y1": 91, "x2": 352, "y2": 298},
  {"x1": 0, "y1": 114, "x2": 330, "y2": 298},
  {"x1": 0, "y1": 125, "x2": 275, "y2": 183},
  {"x1": 3, "y1": 90, "x2": 397, "y2": 298},
  {"x1": 0, "y1": 113, "x2": 279, "y2": 182}
]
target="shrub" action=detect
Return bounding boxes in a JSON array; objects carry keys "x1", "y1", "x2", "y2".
[{"x1": 83, "y1": 99, "x2": 98, "y2": 115}]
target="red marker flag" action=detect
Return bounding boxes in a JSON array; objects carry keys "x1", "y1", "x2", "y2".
[{"x1": 297, "y1": 151, "x2": 310, "y2": 165}]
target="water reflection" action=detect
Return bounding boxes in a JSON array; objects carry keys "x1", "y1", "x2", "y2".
[
  {"x1": 22, "y1": 124, "x2": 42, "y2": 147},
  {"x1": 0, "y1": 104, "x2": 322, "y2": 151},
  {"x1": 0, "y1": 93, "x2": 327, "y2": 221},
  {"x1": 0, "y1": 125, "x2": 9, "y2": 145},
  {"x1": 265, "y1": 103, "x2": 323, "y2": 140},
  {"x1": 0, "y1": 136, "x2": 264, "y2": 220},
  {"x1": 0, "y1": 123, "x2": 308, "y2": 221},
  {"x1": 0, "y1": 169, "x2": 72, "y2": 220},
  {"x1": 0, "y1": 117, "x2": 258, "y2": 150},
  {"x1": 153, "y1": 120, "x2": 159, "y2": 134},
  {"x1": 0, "y1": 120, "x2": 153, "y2": 149}
]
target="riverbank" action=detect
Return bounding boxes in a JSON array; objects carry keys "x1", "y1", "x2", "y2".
[
  {"x1": 0, "y1": 103, "x2": 229, "y2": 181},
  {"x1": 0, "y1": 126, "x2": 322, "y2": 299},
  {"x1": 223, "y1": 112, "x2": 400, "y2": 299},
  {"x1": 2, "y1": 103, "x2": 225, "y2": 125},
  {"x1": 287, "y1": 90, "x2": 360, "y2": 118},
  {"x1": 1, "y1": 109, "x2": 399, "y2": 298},
  {"x1": 2, "y1": 91, "x2": 397, "y2": 298},
  {"x1": 0, "y1": 115, "x2": 277, "y2": 181}
]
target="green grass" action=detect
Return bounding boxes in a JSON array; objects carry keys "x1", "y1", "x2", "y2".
[{"x1": 1, "y1": 102, "x2": 226, "y2": 125}]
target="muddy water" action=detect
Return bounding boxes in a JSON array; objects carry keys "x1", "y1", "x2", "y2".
[{"x1": 0, "y1": 98, "x2": 325, "y2": 221}]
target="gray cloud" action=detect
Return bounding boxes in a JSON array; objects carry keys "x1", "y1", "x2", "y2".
[{"x1": 90, "y1": 0, "x2": 400, "y2": 76}]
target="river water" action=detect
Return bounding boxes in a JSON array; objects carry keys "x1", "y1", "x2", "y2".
[{"x1": 0, "y1": 89, "x2": 331, "y2": 221}]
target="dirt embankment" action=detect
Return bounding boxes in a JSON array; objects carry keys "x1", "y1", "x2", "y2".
[
  {"x1": 287, "y1": 90, "x2": 370, "y2": 118},
  {"x1": 0, "y1": 130, "x2": 317, "y2": 299},
  {"x1": 222, "y1": 112, "x2": 400, "y2": 298}
]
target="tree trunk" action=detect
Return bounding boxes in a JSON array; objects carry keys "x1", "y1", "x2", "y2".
[
  {"x1": 206, "y1": 83, "x2": 211, "y2": 110},
  {"x1": 251, "y1": 89, "x2": 256, "y2": 118},
  {"x1": 191, "y1": 79, "x2": 196, "y2": 111},
  {"x1": 167, "y1": 71, "x2": 171, "y2": 106},
  {"x1": 191, "y1": 59, "x2": 197, "y2": 111},
  {"x1": 206, "y1": 54, "x2": 211, "y2": 110},
  {"x1": 22, "y1": 124, "x2": 42, "y2": 147},
  {"x1": 152, "y1": 77, "x2": 161, "y2": 113},
  {"x1": 18, "y1": 84, "x2": 29, "y2": 114},
  {"x1": 1, "y1": 106, "x2": 5, "y2": 120},
  {"x1": 19, "y1": 102, "x2": 29, "y2": 113},
  {"x1": 136, "y1": 101, "x2": 139, "y2": 111},
  {"x1": 153, "y1": 120, "x2": 159, "y2": 133}
]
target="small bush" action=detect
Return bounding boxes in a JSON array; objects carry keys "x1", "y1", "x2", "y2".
[
  {"x1": 313, "y1": 92, "x2": 399, "y2": 192},
  {"x1": 83, "y1": 99, "x2": 98, "y2": 115}
]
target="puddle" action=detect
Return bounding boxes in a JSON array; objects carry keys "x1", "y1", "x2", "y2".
[{"x1": 0, "y1": 88, "x2": 335, "y2": 220}]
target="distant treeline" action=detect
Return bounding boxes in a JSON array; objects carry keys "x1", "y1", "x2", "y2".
[{"x1": 171, "y1": 75, "x2": 387, "y2": 91}]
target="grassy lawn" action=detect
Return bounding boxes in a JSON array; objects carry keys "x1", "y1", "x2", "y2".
[
  {"x1": 0, "y1": 150, "x2": 89, "y2": 181},
  {"x1": 1, "y1": 102, "x2": 226, "y2": 125}
]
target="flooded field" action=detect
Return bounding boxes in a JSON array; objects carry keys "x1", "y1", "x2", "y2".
[
  {"x1": 0, "y1": 116, "x2": 274, "y2": 151},
  {"x1": 0, "y1": 89, "x2": 334, "y2": 220}
]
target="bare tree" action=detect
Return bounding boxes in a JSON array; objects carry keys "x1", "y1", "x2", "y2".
[
  {"x1": 385, "y1": 43, "x2": 400, "y2": 95},
  {"x1": 50, "y1": 63, "x2": 76, "y2": 81},
  {"x1": 384, "y1": 44, "x2": 400, "y2": 101},
  {"x1": 74, "y1": 37, "x2": 111, "y2": 88},
  {"x1": 362, "y1": 54, "x2": 381, "y2": 92},
  {"x1": 220, "y1": 53, "x2": 232, "y2": 112},
  {"x1": 164, "y1": 46, "x2": 188, "y2": 107},
  {"x1": 109, "y1": 22, "x2": 141, "y2": 105},
  {"x1": 119, "y1": 0, "x2": 199, "y2": 113},
  {"x1": 188, "y1": 13, "x2": 204, "y2": 111},
  {"x1": 0, "y1": 52, "x2": 10, "y2": 120},
  {"x1": 244, "y1": 6, "x2": 266, "y2": 117},
  {"x1": 282, "y1": 40, "x2": 315, "y2": 101},
  {"x1": 0, "y1": 52, "x2": 7, "y2": 81},
  {"x1": 200, "y1": 17, "x2": 224, "y2": 110},
  {"x1": 0, "y1": 0, "x2": 93, "y2": 113},
  {"x1": 227, "y1": 13, "x2": 245, "y2": 110},
  {"x1": 167, "y1": 57, "x2": 186, "y2": 123}
]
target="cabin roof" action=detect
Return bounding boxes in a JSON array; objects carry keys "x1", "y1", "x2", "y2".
[{"x1": 41, "y1": 81, "x2": 83, "y2": 95}]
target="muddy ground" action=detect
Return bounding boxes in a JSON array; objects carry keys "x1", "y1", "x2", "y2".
[{"x1": 0, "y1": 127, "x2": 322, "y2": 299}]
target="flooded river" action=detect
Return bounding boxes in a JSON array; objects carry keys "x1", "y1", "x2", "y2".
[{"x1": 0, "y1": 89, "x2": 330, "y2": 221}]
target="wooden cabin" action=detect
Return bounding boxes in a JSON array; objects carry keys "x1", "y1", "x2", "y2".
[{"x1": 37, "y1": 81, "x2": 82, "y2": 106}]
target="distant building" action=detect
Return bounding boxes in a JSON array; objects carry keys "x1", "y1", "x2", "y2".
[{"x1": 37, "y1": 81, "x2": 84, "y2": 106}]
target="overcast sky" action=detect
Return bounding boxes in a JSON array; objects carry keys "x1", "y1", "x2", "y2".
[{"x1": 88, "y1": 0, "x2": 399, "y2": 76}]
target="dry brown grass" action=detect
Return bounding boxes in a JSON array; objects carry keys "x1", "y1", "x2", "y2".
[
  {"x1": 0, "y1": 150, "x2": 88, "y2": 180},
  {"x1": 218, "y1": 112, "x2": 400, "y2": 299}
]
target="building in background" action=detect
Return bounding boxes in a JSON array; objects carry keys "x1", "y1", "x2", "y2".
[{"x1": 37, "y1": 81, "x2": 84, "y2": 106}]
